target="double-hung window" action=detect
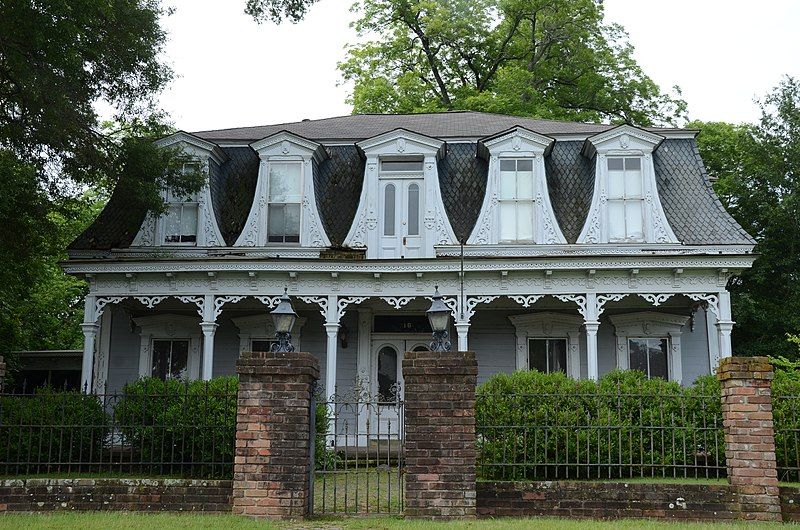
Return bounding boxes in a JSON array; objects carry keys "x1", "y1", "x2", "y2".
[
  {"x1": 498, "y1": 159, "x2": 535, "y2": 241},
  {"x1": 151, "y1": 339, "x2": 189, "y2": 380},
  {"x1": 528, "y1": 338, "x2": 567, "y2": 374},
  {"x1": 607, "y1": 157, "x2": 644, "y2": 241},
  {"x1": 628, "y1": 337, "x2": 668, "y2": 380},
  {"x1": 267, "y1": 162, "x2": 302, "y2": 243},
  {"x1": 163, "y1": 189, "x2": 198, "y2": 244}
]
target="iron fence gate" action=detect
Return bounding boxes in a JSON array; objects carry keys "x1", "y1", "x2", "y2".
[{"x1": 311, "y1": 384, "x2": 404, "y2": 516}]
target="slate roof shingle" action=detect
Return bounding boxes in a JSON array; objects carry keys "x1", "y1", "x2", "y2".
[{"x1": 68, "y1": 113, "x2": 753, "y2": 252}]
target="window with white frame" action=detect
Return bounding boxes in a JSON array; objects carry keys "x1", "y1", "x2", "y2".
[
  {"x1": 151, "y1": 339, "x2": 190, "y2": 380},
  {"x1": 267, "y1": 162, "x2": 302, "y2": 243},
  {"x1": 607, "y1": 157, "x2": 644, "y2": 241},
  {"x1": 163, "y1": 193, "x2": 198, "y2": 245},
  {"x1": 528, "y1": 338, "x2": 568, "y2": 374},
  {"x1": 628, "y1": 337, "x2": 669, "y2": 380},
  {"x1": 498, "y1": 159, "x2": 535, "y2": 241}
]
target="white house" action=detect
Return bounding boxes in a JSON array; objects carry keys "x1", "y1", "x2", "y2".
[{"x1": 65, "y1": 111, "x2": 755, "y2": 407}]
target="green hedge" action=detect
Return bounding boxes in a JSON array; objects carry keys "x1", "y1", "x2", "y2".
[
  {"x1": 476, "y1": 370, "x2": 725, "y2": 480},
  {"x1": 0, "y1": 388, "x2": 106, "y2": 473},
  {"x1": 771, "y1": 358, "x2": 800, "y2": 482},
  {"x1": 114, "y1": 376, "x2": 333, "y2": 477}
]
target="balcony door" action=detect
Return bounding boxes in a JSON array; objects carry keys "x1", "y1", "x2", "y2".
[{"x1": 379, "y1": 178, "x2": 423, "y2": 259}]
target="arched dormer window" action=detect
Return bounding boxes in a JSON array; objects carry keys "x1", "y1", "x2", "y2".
[
  {"x1": 577, "y1": 125, "x2": 678, "y2": 244},
  {"x1": 132, "y1": 132, "x2": 226, "y2": 248},
  {"x1": 344, "y1": 129, "x2": 457, "y2": 259},
  {"x1": 469, "y1": 127, "x2": 566, "y2": 245},
  {"x1": 235, "y1": 131, "x2": 330, "y2": 248}
]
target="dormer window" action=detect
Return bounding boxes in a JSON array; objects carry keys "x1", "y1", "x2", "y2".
[
  {"x1": 163, "y1": 189, "x2": 198, "y2": 244},
  {"x1": 607, "y1": 157, "x2": 644, "y2": 242},
  {"x1": 499, "y1": 158, "x2": 535, "y2": 242},
  {"x1": 267, "y1": 162, "x2": 302, "y2": 243}
]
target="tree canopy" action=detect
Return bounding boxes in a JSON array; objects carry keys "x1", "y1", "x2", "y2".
[
  {"x1": 691, "y1": 77, "x2": 800, "y2": 359},
  {"x1": 336, "y1": 0, "x2": 686, "y2": 125}
]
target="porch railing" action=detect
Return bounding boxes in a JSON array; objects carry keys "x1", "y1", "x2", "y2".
[
  {"x1": 0, "y1": 382, "x2": 236, "y2": 478},
  {"x1": 476, "y1": 389, "x2": 726, "y2": 481}
]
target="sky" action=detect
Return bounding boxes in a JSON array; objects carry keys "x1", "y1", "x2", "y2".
[{"x1": 156, "y1": 0, "x2": 800, "y2": 132}]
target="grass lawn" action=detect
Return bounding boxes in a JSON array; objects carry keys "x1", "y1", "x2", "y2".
[{"x1": 0, "y1": 514, "x2": 794, "y2": 530}]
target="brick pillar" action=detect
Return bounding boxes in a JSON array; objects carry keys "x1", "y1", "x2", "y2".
[
  {"x1": 233, "y1": 350, "x2": 319, "y2": 519},
  {"x1": 717, "y1": 356, "x2": 781, "y2": 522},
  {"x1": 403, "y1": 349, "x2": 478, "y2": 519}
]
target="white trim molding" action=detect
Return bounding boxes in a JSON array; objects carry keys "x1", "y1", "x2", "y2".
[
  {"x1": 577, "y1": 125, "x2": 678, "y2": 245},
  {"x1": 235, "y1": 131, "x2": 330, "y2": 248},
  {"x1": 608, "y1": 311, "x2": 690, "y2": 384},
  {"x1": 469, "y1": 127, "x2": 567, "y2": 246},
  {"x1": 509, "y1": 312, "x2": 583, "y2": 379},
  {"x1": 132, "y1": 314, "x2": 202, "y2": 380},
  {"x1": 344, "y1": 128, "x2": 457, "y2": 256}
]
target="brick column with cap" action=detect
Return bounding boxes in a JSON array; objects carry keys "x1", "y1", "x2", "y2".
[
  {"x1": 232, "y1": 350, "x2": 319, "y2": 519},
  {"x1": 403, "y1": 349, "x2": 478, "y2": 519},
  {"x1": 717, "y1": 356, "x2": 781, "y2": 522}
]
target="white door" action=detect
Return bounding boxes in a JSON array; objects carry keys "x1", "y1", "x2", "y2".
[
  {"x1": 370, "y1": 339, "x2": 429, "y2": 438},
  {"x1": 379, "y1": 179, "x2": 424, "y2": 259}
]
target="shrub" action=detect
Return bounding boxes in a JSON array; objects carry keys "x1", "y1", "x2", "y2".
[
  {"x1": 114, "y1": 376, "x2": 238, "y2": 477},
  {"x1": 771, "y1": 359, "x2": 800, "y2": 482},
  {"x1": 476, "y1": 370, "x2": 725, "y2": 481},
  {"x1": 0, "y1": 388, "x2": 106, "y2": 474},
  {"x1": 114, "y1": 376, "x2": 333, "y2": 477}
]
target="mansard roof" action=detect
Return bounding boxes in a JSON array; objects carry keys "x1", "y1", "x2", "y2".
[{"x1": 68, "y1": 112, "x2": 754, "y2": 252}]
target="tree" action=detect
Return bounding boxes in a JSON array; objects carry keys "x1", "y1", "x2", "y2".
[
  {"x1": 691, "y1": 77, "x2": 800, "y2": 359},
  {"x1": 336, "y1": 0, "x2": 686, "y2": 125},
  {"x1": 0, "y1": 1, "x2": 203, "y2": 368},
  {"x1": 245, "y1": 0, "x2": 320, "y2": 23}
]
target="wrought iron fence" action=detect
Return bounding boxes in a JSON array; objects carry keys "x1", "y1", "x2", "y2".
[
  {"x1": 312, "y1": 385, "x2": 404, "y2": 515},
  {"x1": 0, "y1": 381, "x2": 236, "y2": 478},
  {"x1": 476, "y1": 389, "x2": 725, "y2": 481},
  {"x1": 774, "y1": 394, "x2": 800, "y2": 483}
]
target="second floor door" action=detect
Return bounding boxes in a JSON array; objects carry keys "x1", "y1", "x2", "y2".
[{"x1": 379, "y1": 178, "x2": 423, "y2": 259}]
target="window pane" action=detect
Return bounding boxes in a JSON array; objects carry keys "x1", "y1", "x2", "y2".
[
  {"x1": 252, "y1": 340, "x2": 275, "y2": 352},
  {"x1": 384, "y1": 184, "x2": 395, "y2": 236},
  {"x1": 625, "y1": 201, "x2": 644, "y2": 239},
  {"x1": 170, "y1": 340, "x2": 189, "y2": 379},
  {"x1": 549, "y1": 339, "x2": 568, "y2": 374},
  {"x1": 624, "y1": 168, "x2": 643, "y2": 198},
  {"x1": 500, "y1": 160, "x2": 516, "y2": 172},
  {"x1": 377, "y1": 346, "x2": 398, "y2": 401},
  {"x1": 516, "y1": 168, "x2": 534, "y2": 199},
  {"x1": 608, "y1": 169, "x2": 625, "y2": 199},
  {"x1": 499, "y1": 168, "x2": 516, "y2": 199},
  {"x1": 625, "y1": 157, "x2": 641, "y2": 171},
  {"x1": 499, "y1": 203, "x2": 516, "y2": 240},
  {"x1": 608, "y1": 201, "x2": 625, "y2": 239},
  {"x1": 629, "y1": 339, "x2": 649, "y2": 373},
  {"x1": 268, "y1": 204, "x2": 285, "y2": 239},
  {"x1": 516, "y1": 202, "x2": 533, "y2": 241},
  {"x1": 268, "y1": 163, "x2": 302, "y2": 202},
  {"x1": 151, "y1": 340, "x2": 171, "y2": 380},
  {"x1": 164, "y1": 206, "x2": 181, "y2": 243},
  {"x1": 408, "y1": 183, "x2": 420, "y2": 236},
  {"x1": 528, "y1": 339, "x2": 548, "y2": 372},
  {"x1": 181, "y1": 204, "x2": 198, "y2": 238},
  {"x1": 648, "y1": 339, "x2": 668, "y2": 380},
  {"x1": 285, "y1": 203, "x2": 301, "y2": 241},
  {"x1": 607, "y1": 158, "x2": 624, "y2": 171},
  {"x1": 381, "y1": 159, "x2": 423, "y2": 172},
  {"x1": 516, "y1": 159, "x2": 533, "y2": 172}
]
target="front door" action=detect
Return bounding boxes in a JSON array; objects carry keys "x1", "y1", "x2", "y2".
[
  {"x1": 370, "y1": 338, "x2": 428, "y2": 437},
  {"x1": 379, "y1": 178, "x2": 424, "y2": 259}
]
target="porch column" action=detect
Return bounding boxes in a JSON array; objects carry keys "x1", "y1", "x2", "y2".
[
  {"x1": 80, "y1": 294, "x2": 97, "y2": 392},
  {"x1": 324, "y1": 294, "x2": 339, "y2": 401},
  {"x1": 584, "y1": 292, "x2": 600, "y2": 381},
  {"x1": 200, "y1": 294, "x2": 217, "y2": 380},
  {"x1": 716, "y1": 289, "x2": 734, "y2": 359},
  {"x1": 455, "y1": 321, "x2": 470, "y2": 351}
]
